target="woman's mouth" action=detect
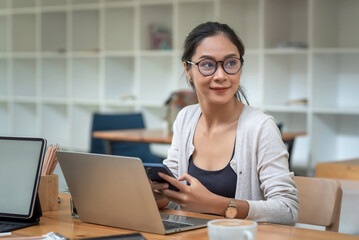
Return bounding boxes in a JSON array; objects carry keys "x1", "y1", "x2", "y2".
[{"x1": 211, "y1": 87, "x2": 229, "y2": 93}]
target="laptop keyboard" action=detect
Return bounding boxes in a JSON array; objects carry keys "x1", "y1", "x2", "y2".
[
  {"x1": 0, "y1": 221, "x2": 34, "y2": 232},
  {"x1": 162, "y1": 220, "x2": 193, "y2": 230}
]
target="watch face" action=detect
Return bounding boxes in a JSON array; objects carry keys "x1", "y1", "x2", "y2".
[{"x1": 225, "y1": 207, "x2": 237, "y2": 218}]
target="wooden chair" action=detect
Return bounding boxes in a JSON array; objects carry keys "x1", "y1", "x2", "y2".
[{"x1": 294, "y1": 176, "x2": 343, "y2": 232}]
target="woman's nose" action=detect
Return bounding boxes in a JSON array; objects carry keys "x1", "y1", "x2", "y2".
[{"x1": 213, "y1": 64, "x2": 226, "y2": 81}]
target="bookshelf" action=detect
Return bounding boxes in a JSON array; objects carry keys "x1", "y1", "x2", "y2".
[{"x1": 0, "y1": 0, "x2": 358, "y2": 175}]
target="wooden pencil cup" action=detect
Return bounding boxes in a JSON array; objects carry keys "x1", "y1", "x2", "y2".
[{"x1": 38, "y1": 174, "x2": 59, "y2": 211}]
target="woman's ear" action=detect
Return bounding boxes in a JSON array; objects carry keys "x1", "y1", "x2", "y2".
[{"x1": 183, "y1": 61, "x2": 192, "y2": 82}]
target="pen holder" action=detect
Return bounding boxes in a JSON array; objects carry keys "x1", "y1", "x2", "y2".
[{"x1": 38, "y1": 174, "x2": 59, "y2": 211}]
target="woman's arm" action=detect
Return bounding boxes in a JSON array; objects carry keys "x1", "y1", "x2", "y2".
[
  {"x1": 159, "y1": 172, "x2": 249, "y2": 218},
  {"x1": 246, "y1": 118, "x2": 299, "y2": 225}
]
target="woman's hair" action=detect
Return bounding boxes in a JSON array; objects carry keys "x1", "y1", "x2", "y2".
[{"x1": 181, "y1": 22, "x2": 249, "y2": 105}]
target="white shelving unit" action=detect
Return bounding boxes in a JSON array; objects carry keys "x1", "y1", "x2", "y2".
[{"x1": 0, "y1": 0, "x2": 358, "y2": 174}]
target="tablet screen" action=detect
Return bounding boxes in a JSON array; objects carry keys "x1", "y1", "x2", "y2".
[{"x1": 0, "y1": 137, "x2": 46, "y2": 219}]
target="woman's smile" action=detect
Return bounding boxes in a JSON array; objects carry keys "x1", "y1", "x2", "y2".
[{"x1": 210, "y1": 86, "x2": 230, "y2": 94}]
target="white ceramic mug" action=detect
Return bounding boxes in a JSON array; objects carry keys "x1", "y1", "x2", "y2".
[{"x1": 207, "y1": 219, "x2": 257, "y2": 240}]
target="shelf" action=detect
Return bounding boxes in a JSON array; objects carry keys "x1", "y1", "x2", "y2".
[
  {"x1": 0, "y1": 102, "x2": 9, "y2": 135},
  {"x1": 263, "y1": 53, "x2": 308, "y2": 106},
  {"x1": 41, "y1": 103, "x2": 69, "y2": 146},
  {"x1": 41, "y1": 57, "x2": 67, "y2": 98},
  {"x1": 72, "y1": 98, "x2": 100, "y2": 106},
  {"x1": 104, "y1": 56, "x2": 135, "y2": 101},
  {"x1": 41, "y1": 97, "x2": 68, "y2": 105},
  {"x1": 240, "y1": 54, "x2": 260, "y2": 107},
  {"x1": 71, "y1": 58, "x2": 99, "y2": 100},
  {"x1": 40, "y1": 0, "x2": 67, "y2": 7},
  {"x1": 312, "y1": 114, "x2": 359, "y2": 163},
  {"x1": 140, "y1": 4, "x2": 173, "y2": 50},
  {"x1": 41, "y1": 11, "x2": 67, "y2": 53},
  {"x1": 0, "y1": 59, "x2": 7, "y2": 96},
  {"x1": 13, "y1": 96, "x2": 37, "y2": 103},
  {"x1": 12, "y1": 0, "x2": 36, "y2": 9},
  {"x1": 313, "y1": 107, "x2": 359, "y2": 116},
  {"x1": 102, "y1": 104, "x2": 135, "y2": 114},
  {"x1": 313, "y1": 0, "x2": 359, "y2": 48},
  {"x1": 138, "y1": 55, "x2": 173, "y2": 104},
  {"x1": 264, "y1": 48, "x2": 308, "y2": 54},
  {"x1": 312, "y1": 53, "x2": 359, "y2": 109},
  {"x1": 72, "y1": 0, "x2": 99, "y2": 5},
  {"x1": 12, "y1": 102, "x2": 38, "y2": 136},
  {"x1": 104, "y1": 7, "x2": 135, "y2": 51},
  {"x1": 12, "y1": 13, "x2": 36, "y2": 52},
  {"x1": 264, "y1": 0, "x2": 308, "y2": 49},
  {"x1": 264, "y1": 111, "x2": 307, "y2": 133},
  {"x1": 218, "y1": 0, "x2": 260, "y2": 49},
  {"x1": 12, "y1": 58, "x2": 36, "y2": 97},
  {"x1": 177, "y1": 1, "x2": 214, "y2": 50},
  {"x1": 313, "y1": 48, "x2": 359, "y2": 54},
  {"x1": 71, "y1": 104, "x2": 99, "y2": 150},
  {"x1": 72, "y1": 9, "x2": 99, "y2": 52},
  {"x1": 140, "y1": 50, "x2": 173, "y2": 57},
  {"x1": 263, "y1": 105, "x2": 307, "y2": 113},
  {"x1": 141, "y1": 106, "x2": 167, "y2": 129},
  {"x1": 0, "y1": 0, "x2": 8, "y2": 9},
  {"x1": 0, "y1": 15, "x2": 8, "y2": 52}
]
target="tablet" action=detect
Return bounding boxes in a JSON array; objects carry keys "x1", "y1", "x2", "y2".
[{"x1": 0, "y1": 136, "x2": 47, "y2": 219}]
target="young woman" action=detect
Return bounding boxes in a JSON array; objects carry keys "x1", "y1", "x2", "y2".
[{"x1": 151, "y1": 22, "x2": 298, "y2": 225}]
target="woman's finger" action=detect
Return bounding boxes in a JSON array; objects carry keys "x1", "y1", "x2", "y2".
[
  {"x1": 151, "y1": 181, "x2": 169, "y2": 191},
  {"x1": 158, "y1": 172, "x2": 186, "y2": 191}
]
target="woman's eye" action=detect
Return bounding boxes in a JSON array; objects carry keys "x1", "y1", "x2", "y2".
[
  {"x1": 225, "y1": 60, "x2": 238, "y2": 67},
  {"x1": 200, "y1": 61, "x2": 214, "y2": 68}
]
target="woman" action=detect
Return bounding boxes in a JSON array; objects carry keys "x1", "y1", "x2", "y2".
[{"x1": 151, "y1": 22, "x2": 298, "y2": 225}]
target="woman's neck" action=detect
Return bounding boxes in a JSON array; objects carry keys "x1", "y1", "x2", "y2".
[{"x1": 199, "y1": 97, "x2": 244, "y2": 131}]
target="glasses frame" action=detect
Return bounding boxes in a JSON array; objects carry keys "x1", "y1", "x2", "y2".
[{"x1": 186, "y1": 57, "x2": 244, "y2": 76}]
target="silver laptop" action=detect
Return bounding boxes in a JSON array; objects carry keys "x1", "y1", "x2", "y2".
[{"x1": 56, "y1": 151, "x2": 209, "y2": 234}]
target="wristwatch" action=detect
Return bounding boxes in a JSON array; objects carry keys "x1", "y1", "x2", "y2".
[{"x1": 224, "y1": 198, "x2": 238, "y2": 218}]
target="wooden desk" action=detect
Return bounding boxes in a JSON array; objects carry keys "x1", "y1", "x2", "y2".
[
  {"x1": 93, "y1": 129, "x2": 173, "y2": 144},
  {"x1": 10, "y1": 194, "x2": 359, "y2": 240},
  {"x1": 316, "y1": 158, "x2": 359, "y2": 180},
  {"x1": 93, "y1": 129, "x2": 305, "y2": 145}
]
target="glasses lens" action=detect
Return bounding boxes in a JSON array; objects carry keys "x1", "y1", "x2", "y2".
[
  {"x1": 198, "y1": 59, "x2": 216, "y2": 76},
  {"x1": 223, "y1": 57, "x2": 241, "y2": 74}
]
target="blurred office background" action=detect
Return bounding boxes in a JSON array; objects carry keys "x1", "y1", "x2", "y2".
[{"x1": 0, "y1": 0, "x2": 358, "y2": 234}]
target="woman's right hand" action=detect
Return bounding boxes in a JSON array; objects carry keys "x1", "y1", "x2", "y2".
[{"x1": 149, "y1": 180, "x2": 170, "y2": 209}]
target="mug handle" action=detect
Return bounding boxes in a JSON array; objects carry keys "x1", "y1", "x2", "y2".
[{"x1": 244, "y1": 230, "x2": 254, "y2": 240}]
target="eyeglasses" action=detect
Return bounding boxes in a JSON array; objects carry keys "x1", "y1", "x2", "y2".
[{"x1": 186, "y1": 57, "x2": 244, "y2": 76}]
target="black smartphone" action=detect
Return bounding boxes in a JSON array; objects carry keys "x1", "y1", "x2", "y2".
[{"x1": 143, "y1": 163, "x2": 179, "y2": 191}]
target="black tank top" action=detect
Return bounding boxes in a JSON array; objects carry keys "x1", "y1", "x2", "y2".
[{"x1": 188, "y1": 149, "x2": 237, "y2": 198}]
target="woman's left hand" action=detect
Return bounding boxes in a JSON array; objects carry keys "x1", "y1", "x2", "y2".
[{"x1": 158, "y1": 172, "x2": 226, "y2": 214}]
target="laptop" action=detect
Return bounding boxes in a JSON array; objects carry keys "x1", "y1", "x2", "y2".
[
  {"x1": 56, "y1": 151, "x2": 209, "y2": 235},
  {"x1": 0, "y1": 136, "x2": 47, "y2": 232}
]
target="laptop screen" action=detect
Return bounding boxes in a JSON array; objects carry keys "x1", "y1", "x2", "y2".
[{"x1": 0, "y1": 136, "x2": 46, "y2": 219}]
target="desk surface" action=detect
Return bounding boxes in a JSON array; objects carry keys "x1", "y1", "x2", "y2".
[
  {"x1": 93, "y1": 128, "x2": 306, "y2": 144},
  {"x1": 316, "y1": 158, "x2": 359, "y2": 180},
  {"x1": 11, "y1": 194, "x2": 359, "y2": 240}
]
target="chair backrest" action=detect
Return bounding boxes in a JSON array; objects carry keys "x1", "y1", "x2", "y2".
[
  {"x1": 90, "y1": 112, "x2": 162, "y2": 163},
  {"x1": 90, "y1": 112, "x2": 145, "y2": 154},
  {"x1": 294, "y1": 176, "x2": 343, "y2": 232}
]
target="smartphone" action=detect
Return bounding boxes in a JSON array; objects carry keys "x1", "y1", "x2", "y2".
[{"x1": 143, "y1": 163, "x2": 179, "y2": 191}]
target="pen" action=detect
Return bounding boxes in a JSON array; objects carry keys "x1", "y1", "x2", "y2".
[{"x1": 0, "y1": 232, "x2": 11, "y2": 237}]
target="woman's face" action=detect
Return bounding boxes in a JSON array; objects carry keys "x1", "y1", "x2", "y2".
[{"x1": 184, "y1": 34, "x2": 242, "y2": 106}]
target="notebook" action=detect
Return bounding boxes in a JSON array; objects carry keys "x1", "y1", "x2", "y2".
[
  {"x1": 0, "y1": 136, "x2": 47, "y2": 232},
  {"x1": 56, "y1": 151, "x2": 209, "y2": 235}
]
